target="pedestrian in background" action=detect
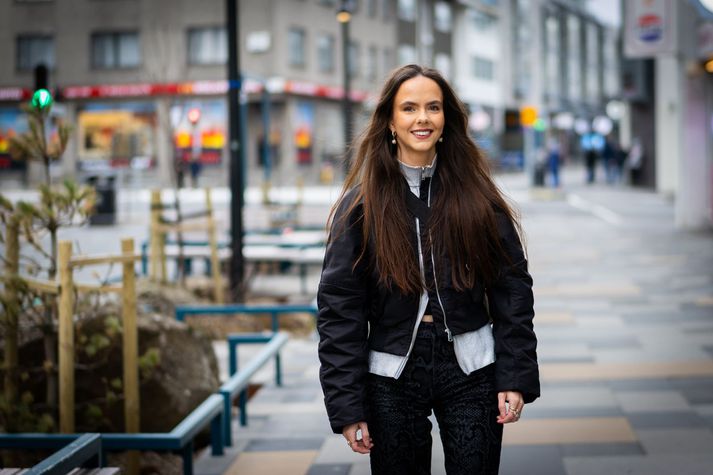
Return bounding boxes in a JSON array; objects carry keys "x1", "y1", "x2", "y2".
[
  {"x1": 602, "y1": 136, "x2": 616, "y2": 185},
  {"x1": 317, "y1": 64, "x2": 540, "y2": 475},
  {"x1": 547, "y1": 137, "x2": 562, "y2": 188}
]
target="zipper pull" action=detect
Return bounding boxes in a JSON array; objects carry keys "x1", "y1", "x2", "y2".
[{"x1": 445, "y1": 328, "x2": 453, "y2": 342}]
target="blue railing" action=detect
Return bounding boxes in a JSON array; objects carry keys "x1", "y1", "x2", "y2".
[
  {"x1": 18, "y1": 433, "x2": 103, "y2": 475},
  {"x1": 220, "y1": 332, "x2": 289, "y2": 446},
  {"x1": 175, "y1": 303, "x2": 318, "y2": 333},
  {"x1": 2, "y1": 306, "x2": 301, "y2": 474},
  {"x1": 0, "y1": 394, "x2": 224, "y2": 475}
]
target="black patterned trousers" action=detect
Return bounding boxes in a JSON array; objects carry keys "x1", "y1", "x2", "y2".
[{"x1": 366, "y1": 322, "x2": 503, "y2": 475}]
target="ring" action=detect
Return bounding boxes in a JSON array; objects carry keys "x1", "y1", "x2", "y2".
[{"x1": 511, "y1": 409, "x2": 520, "y2": 417}]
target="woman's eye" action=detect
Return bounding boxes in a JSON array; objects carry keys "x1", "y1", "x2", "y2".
[
  {"x1": 429, "y1": 105, "x2": 441, "y2": 111},
  {"x1": 404, "y1": 106, "x2": 415, "y2": 112}
]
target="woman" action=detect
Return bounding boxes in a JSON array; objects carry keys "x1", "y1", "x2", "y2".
[{"x1": 317, "y1": 64, "x2": 539, "y2": 474}]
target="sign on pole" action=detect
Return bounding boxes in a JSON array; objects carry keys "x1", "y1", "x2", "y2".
[{"x1": 624, "y1": 0, "x2": 678, "y2": 58}]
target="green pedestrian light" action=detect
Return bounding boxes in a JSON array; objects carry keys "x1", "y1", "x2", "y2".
[
  {"x1": 533, "y1": 118, "x2": 547, "y2": 132},
  {"x1": 31, "y1": 88, "x2": 53, "y2": 110}
]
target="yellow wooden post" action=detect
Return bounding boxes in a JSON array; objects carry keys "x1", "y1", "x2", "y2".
[
  {"x1": 149, "y1": 190, "x2": 161, "y2": 282},
  {"x1": 205, "y1": 188, "x2": 224, "y2": 303},
  {"x1": 121, "y1": 238, "x2": 141, "y2": 474},
  {"x1": 58, "y1": 241, "x2": 75, "y2": 433}
]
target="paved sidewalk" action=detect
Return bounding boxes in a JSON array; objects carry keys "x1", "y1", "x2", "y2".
[{"x1": 194, "y1": 176, "x2": 713, "y2": 475}]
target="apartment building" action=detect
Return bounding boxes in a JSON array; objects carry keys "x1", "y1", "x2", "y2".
[{"x1": 0, "y1": 0, "x2": 400, "y2": 186}]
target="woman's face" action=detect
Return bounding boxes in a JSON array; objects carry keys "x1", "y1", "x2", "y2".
[{"x1": 390, "y1": 75, "x2": 445, "y2": 166}]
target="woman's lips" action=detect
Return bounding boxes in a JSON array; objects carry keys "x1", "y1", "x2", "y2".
[{"x1": 411, "y1": 130, "x2": 433, "y2": 139}]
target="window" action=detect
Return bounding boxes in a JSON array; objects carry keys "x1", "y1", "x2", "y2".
[
  {"x1": 434, "y1": 53, "x2": 451, "y2": 79},
  {"x1": 367, "y1": 45, "x2": 378, "y2": 80},
  {"x1": 16, "y1": 35, "x2": 55, "y2": 71},
  {"x1": 383, "y1": 0, "x2": 393, "y2": 21},
  {"x1": 288, "y1": 27, "x2": 306, "y2": 67},
  {"x1": 348, "y1": 40, "x2": 360, "y2": 76},
  {"x1": 367, "y1": 0, "x2": 377, "y2": 17},
  {"x1": 397, "y1": 44, "x2": 416, "y2": 65},
  {"x1": 397, "y1": 0, "x2": 415, "y2": 21},
  {"x1": 470, "y1": 9, "x2": 496, "y2": 31},
  {"x1": 472, "y1": 56, "x2": 494, "y2": 80},
  {"x1": 318, "y1": 0, "x2": 336, "y2": 6},
  {"x1": 317, "y1": 33, "x2": 335, "y2": 72},
  {"x1": 188, "y1": 27, "x2": 227, "y2": 65},
  {"x1": 91, "y1": 32, "x2": 140, "y2": 69},
  {"x1": 383, "y1": 47, "x2": 394, "y2": 73},
  {"x1": 434, "y1": 2, "x2": 452, "y2": 32}
]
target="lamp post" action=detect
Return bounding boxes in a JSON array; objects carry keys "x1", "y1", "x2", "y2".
[
  {"x1": 337, "y1": 1, "x2": 354, "y2": 175},
  {"x1": 227, "y1": 0, "x2": 245, "y2": 301}
]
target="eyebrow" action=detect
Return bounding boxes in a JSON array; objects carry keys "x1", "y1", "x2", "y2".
[{"x1": 398, "y1": 100, "x2": 443, "y2": 107}]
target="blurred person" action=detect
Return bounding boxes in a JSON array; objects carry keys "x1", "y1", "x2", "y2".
[
  {"x1": 546, "y1": 137, "x2": 562, "y2": 188},
  {"x1": 582, "y1": 133, "x2": 599, "y2": 184},
  {"x1": 602, "y1": 136, "x2": 616, "y2": 185},
  {"x1": 189, "y1": 156, "x2": 202, "y2": 188},
  {"x1": 317, "y1": 64, "x2": 540, "y2": 475},
  {"x1": 626, "y1": 137, "x2": 644, "y2": 184}
]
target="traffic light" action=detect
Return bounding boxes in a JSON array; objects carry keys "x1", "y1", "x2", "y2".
[
  {"x1": 34, "y1": 64, "x2": 48, "y2": 91},
  {"x1": 31, "y1": 89, "x2": 53, "y2": 110}
]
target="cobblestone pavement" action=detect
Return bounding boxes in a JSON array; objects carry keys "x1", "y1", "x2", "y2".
[
  {"x1": 4, "y1": 171, "x2": 712, "y2": 474},
  {"x1": 192, "y1": 174, "x2": 713, "y2": 475}
]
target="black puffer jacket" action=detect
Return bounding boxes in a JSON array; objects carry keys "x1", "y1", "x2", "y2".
[{"x1": 317, "y1": 175, "x2": 539, "y2": 434}]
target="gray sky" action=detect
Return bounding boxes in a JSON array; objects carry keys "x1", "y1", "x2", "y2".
[{"x1": 586, "y1": 0, "x2": 622, "y2": 28}]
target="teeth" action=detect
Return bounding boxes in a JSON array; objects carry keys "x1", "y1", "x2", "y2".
[{"x1": 413, "y1": 131, "x2": 431, "y2": 137}]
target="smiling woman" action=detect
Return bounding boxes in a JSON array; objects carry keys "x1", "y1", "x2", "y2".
[
  {"x1": 317, "y1": 64, "x2": 540, "y2": 475},
  {"x1": 389, "y1": 75, "x2": 445, "y2": 167}
]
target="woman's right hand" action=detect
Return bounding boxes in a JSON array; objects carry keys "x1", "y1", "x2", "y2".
[{"x1": 342, "y1": 421, "x2": 373, "y2": 454}]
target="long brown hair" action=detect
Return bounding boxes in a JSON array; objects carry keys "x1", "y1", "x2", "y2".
[{"x1": 331, "y1": 64, "x2": 520, "y2": 294}]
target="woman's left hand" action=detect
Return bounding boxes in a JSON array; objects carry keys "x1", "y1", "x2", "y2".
[{"x1": 497, "y1": 391, "x2": 524, "y2": 424}]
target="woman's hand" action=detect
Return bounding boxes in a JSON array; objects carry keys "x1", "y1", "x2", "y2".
[
  {"x1": 342, "y1": 421, "x2": 373, "y2": 454},
  {"x1": 497, "y1": 391, "x2": 524, "y2": 424}
]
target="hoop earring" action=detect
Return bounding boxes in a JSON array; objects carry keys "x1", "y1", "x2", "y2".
[
  {"x1": 391, "y1": 130, "x2": 397, "y2": 144},
  {"x1": 438, "y1": 135, "x2": 443, "y2": 143}
]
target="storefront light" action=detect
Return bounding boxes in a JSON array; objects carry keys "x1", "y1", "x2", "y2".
[{"x1": 705, "y1": 58, "x2": 713, "y2": 73}]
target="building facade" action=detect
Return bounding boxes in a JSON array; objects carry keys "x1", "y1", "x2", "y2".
[{"x1": 0, "y1": 0, "x2": 402, "y2": 187}]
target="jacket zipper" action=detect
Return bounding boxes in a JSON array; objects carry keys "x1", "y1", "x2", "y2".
[
  {"x1": 395, "y1": 216, "x2": 428, "y2": 377},
  {"x1": 425, "y1": 179, "x2": 453, "y2": 342}
]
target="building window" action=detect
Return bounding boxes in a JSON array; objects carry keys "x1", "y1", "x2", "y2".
[
  {"x1": 188, "y1": 27, "x2": 227, "y2": 65},
  {"x1": 434, "y1": 53, "x2": 451, "y2": 79},
  {"x1": 16, "y1": 35, "x2": 55, "y2": 71},
  {"x1": 367, "y1": 0, "x2": 377, "y2": 17},
  {"x1": 317, "y1": 33, "x2": 335, "y2": 72},
  {"x1": 383, "y1": 0, "x2": 393, "y2": 21},
  {"x1": 472, "y1": 56, "x2": 494, "y2": 80},
  {"x1": 397, "y1": 0, "x2": 415, "y2": 21},
  {"x1": 91, "y1": 32, "x2": 140, "y2": 69},
  {"x1": 434, "y1": 2, "x2": 452, "y2": 32},
  {"x1": 367, "y1": 45, "x2": 378, "y2": 80},
  {"x1": 348, "y1": 40, "x2": 360, "y2": 76},
  {"x1": 383, "y1": 47, "x2": 394, "y2": 73},
  {"x1": 288, "y1": 28, "x2": 307, "y2": 67},
  {"x1": 469, "y1": 9, "x2": 496, "y2": 31},
  {"x1": 318, "y1": 0, "x2": 336, "y2": 6},
  {"x1": 398, "y1": 44, "x2": 416, "y2": 65}
]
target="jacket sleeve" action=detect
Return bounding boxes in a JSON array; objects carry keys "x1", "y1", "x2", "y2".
[
  {"x1": 487, "y1": 212, "x2": 540, "y2": 403},
  {"x1": 317, "y1": 191, "x2": 370, "y2": 433}
]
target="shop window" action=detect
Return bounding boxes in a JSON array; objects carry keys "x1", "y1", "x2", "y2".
[
  {"x1": 317, "y1": 33, "x2": 335, "y2": 73},
  {"x1": 288, "y1": 27, "x2": 306, "y2": 68},
  {"x1": 16, "y1": 35, "x2": 55, "y2": 71},
  {"x1": 188, "y1": 27, "x2": 227, "y2": 65},
  {"x1": 91, "y1": 32, "x2": 140, "y2": 69}
]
